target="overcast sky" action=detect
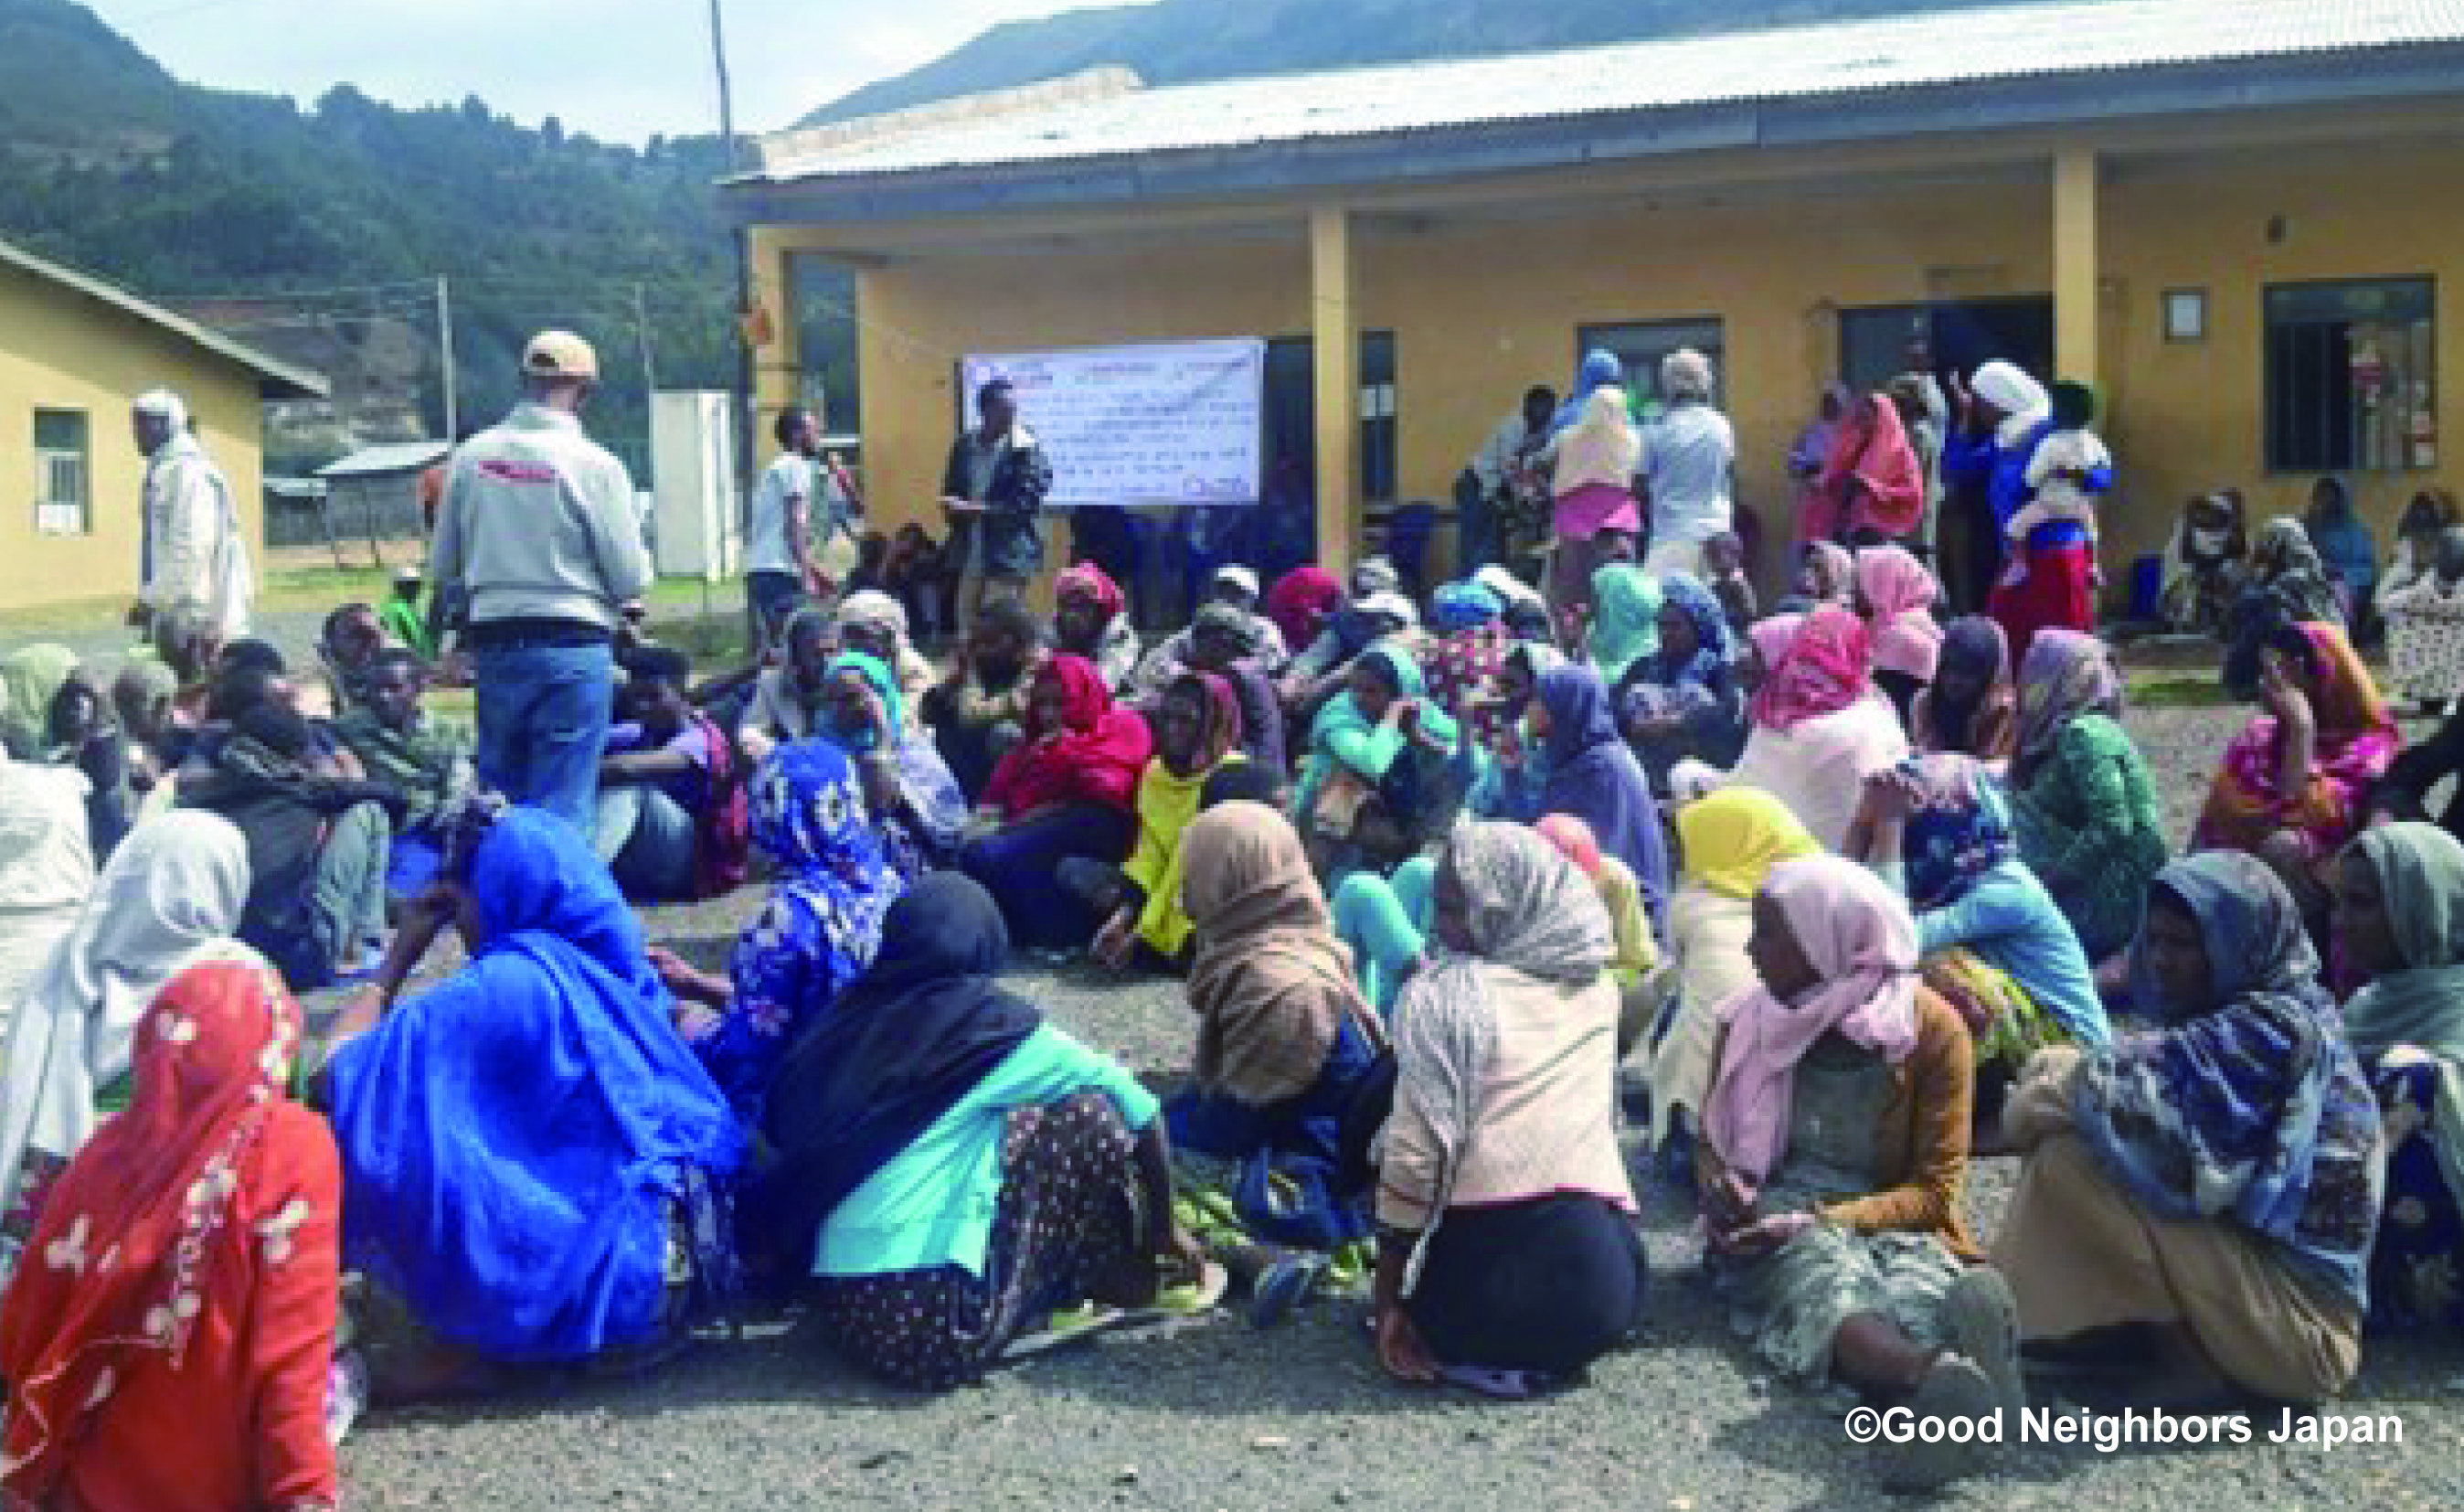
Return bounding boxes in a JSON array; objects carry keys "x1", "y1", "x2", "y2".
[{"x1": 86, "y1": 0, "x2": 1098, "y2": 144}]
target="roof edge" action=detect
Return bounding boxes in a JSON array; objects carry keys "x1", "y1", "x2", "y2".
[
  {"x1": 0, "y1": 237, "x2": 330, "y2": 400},
  {"x1": 721, "y1": 39, "x2": 2464, "y2": 230}
]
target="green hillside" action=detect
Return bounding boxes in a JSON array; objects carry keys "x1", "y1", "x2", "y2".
[{"x1": 807, "y1": 0, "x2": 2012, "y2": 123}]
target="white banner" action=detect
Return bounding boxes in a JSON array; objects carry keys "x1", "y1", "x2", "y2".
[{"x1": 961, "y1": 337, "x2": 1264, "y2": 508}]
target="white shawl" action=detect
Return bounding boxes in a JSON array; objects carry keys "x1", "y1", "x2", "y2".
[{"x1": 0, "y1": 811, "x2": 250, "y2": 1283}]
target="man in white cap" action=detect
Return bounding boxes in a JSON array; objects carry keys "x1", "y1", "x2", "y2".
[
  {"x1": 129, "y1": 389, "x2": 252, "y2": 681},
  {"x1": 429, "y1": 330, "x2": 652, "y2": 829}
]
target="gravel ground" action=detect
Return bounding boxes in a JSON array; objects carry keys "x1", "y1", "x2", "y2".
[
  {"x1": 27, "y1": 600, "x2": 2457, "y2": 1508},
  {"x1": 316, "y1": 694, "x2": 2464, "y2": 1512}
]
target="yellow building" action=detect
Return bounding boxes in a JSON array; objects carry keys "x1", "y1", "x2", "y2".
[
  {"x1": 0, "y1": 237, "x2": 324, "y2": 612},
  {"x1": 725, "y1": 0, "x2": 2464, "y2": 599}
]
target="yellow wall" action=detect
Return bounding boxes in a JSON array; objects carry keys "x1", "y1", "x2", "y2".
[
  {"x1": 787, "y1": 125, "x2": 2464, "y2": 602},
  {"x1": 2102, "y1": 142, "x2": 2464, "y2": 566},
  {"x1": 0, "y1": 261, "x2": 269, "y2": 612}
]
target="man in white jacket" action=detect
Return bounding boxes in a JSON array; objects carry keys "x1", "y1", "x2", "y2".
[
  {"x1": 130, "y1": 389, "x2": 252, "y2": 681},
  {"x1": 430, "y1": 331, "x2": 652, "y2": 830}
]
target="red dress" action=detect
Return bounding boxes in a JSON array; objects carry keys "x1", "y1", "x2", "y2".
[{"x1": 1, "y1": 953, "x2": 342, "y2": 1512}]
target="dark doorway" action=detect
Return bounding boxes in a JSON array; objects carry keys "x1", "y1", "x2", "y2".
[{"x1": 1840, "y1": 298, "x2": 2057, "y2": 395}]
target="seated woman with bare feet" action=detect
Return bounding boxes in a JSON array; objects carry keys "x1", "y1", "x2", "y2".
[
  {"x1": 1994, "y1": 853, "x2": 2383, "y2": 1410},
  {"x1": 1697, "y1": 855, "x2": 2021, "y2": 1493}
]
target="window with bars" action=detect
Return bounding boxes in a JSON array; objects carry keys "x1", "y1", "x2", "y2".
[
  {"x1": 33, "y1": 409, "x2": 90, "y2": 537},
  {"x1": 2265, "y1": 279, "x2": 2437, "y2": 474}
]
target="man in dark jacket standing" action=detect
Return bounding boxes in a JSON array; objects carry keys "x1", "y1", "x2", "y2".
[{"x1": 940, "y1": 378, "x2": 1054, "y2": 633}]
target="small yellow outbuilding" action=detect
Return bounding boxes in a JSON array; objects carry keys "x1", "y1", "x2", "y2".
[{"x1": 0, "y1": 237, "x2": 325, "y2": 612}]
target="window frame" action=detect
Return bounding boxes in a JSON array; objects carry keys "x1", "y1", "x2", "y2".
[
  {"x1": 2262, "y1": 275, "x2": 2437, "y2": 476},
  {"x1": 32, "y1": 407, "x2": 91, "y2": 538},
  {"x1": 1576, "y1": 317, "x2": 1726, "y2": 415}
]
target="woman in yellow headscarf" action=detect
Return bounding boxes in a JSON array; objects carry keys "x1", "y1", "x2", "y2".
[{"x1": 1647, "y1": 788, "x2": 1822, "y2": 1166}]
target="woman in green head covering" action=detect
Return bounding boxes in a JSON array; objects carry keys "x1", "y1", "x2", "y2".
[
  {"x1": 1585, "y1": 564, "x2": 1660, "y2": 688},
  {"x1": 0, "y1": 646, "x2": 78, "y2": 761},
  {"x1": 1290, "y1": 644, "x2": 1460, "y2": 877},
  {"x1": 2336, "y1": 821, "x2": 2464, "y2": 1329}
]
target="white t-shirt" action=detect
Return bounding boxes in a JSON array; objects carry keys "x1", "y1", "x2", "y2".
[{"x1": 745, "y1": 453, "x2": 815, "y2": 576}]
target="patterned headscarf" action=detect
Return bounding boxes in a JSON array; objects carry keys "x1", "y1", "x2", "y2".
[
  {"x1": 1392, "y1": 820, "x2": 1615, "y2": 1293},
  {"x1": 1749, "y1": 604, "x2": 1871, "y2": 732},
  {"x1": 1651, "y1": 572, "x2": 1733, "y2": 689},
  {"x1": 1747, "y1": 612, "x2": 1805, "y2": 676},
  {"x1": 1870, "y1": 753, "x2": 2015, "y2": 910},
  {"x1": 0, "y1": 949, "x2": 306, "y2": 1504},
  {"x1": 2089, "y1": 851, "x2": 2382, "y2": 1307},
  {"x1": 1701, "y1": 856, "x2": 1920, "y2": 1184},
  {"x1": 750, "y1": 740, "x2": 901, "y2": 936},
  {"x1": 1588, "y1": 562, "x2": 1662, "y2": 686},
  {"x1": 2012, "y1": 628, "x2": 2121, "y2": 783}
]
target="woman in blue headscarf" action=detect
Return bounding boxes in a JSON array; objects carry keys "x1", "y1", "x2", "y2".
[
  {"x1": 1993, "y1": 852, "x2": 2382, "y2": 1406},
  {"x1": 652, "y1": 740, "x2": 907, "y2": 1121},
  {"x1": 813, "y1": 650, "x2": 966, "y2": 880},
  {"x1": 1846, "y1": 754, "x2": 2105, "y2": 1089},
  {"x1": 320, "y1": 804, "x2": 748, "y2": 1395},
  {"x1": 1528, "y1": 663, "x2": 1669, "y2": 940},
  {"x1": 1616, "y1": 571, "x2": 1747, "y2": 789}
]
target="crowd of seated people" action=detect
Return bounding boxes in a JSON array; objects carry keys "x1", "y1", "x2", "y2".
[{"x1": 29, "y1": 399, "x2": 2464, "y2": 1508}]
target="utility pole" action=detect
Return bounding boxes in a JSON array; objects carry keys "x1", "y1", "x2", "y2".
[
  {"x1": 710, "y1": 0, "x2": 758, "y2": 644},
  {"x1": 435, "y1": 274, "x2": 459, "y2": 441}
]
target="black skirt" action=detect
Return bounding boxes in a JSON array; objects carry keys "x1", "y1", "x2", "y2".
[{"x1": 1406, "y1": 1193, "x2": 1648, "y2": 1378}]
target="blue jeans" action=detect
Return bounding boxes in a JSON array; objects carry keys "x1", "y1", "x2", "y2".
[
  {"x1": 591, "y1": 783, "x2": 699, "y2": 900},
  {"x1": 472, "y1": 642, "x2": 614, "y2": 832}
]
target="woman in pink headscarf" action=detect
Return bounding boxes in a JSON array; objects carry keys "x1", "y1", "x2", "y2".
[
  {"x1": 1854, "y1": 546, "x2": 1945, "y2": 730},
  {"x1": 1671, "y1": 606, "x2": 1909, "y2": 848},
  {"x1": 1814, "y1": 393, "x2": 1927, "y2": 547},
  {"x1": 1696, "y1": 855, "x2": 2015, "y2": 1493}
]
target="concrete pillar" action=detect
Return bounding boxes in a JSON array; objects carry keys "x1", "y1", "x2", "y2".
[
  {"x1": 2053, "y1": 148, "x2": 2100, "y2": 391},
  {"x1": 1309, "y1": 205, "x2": 1360, "y2": 573},
  {"x1": 746, "y1": 226, "x2": 802, "y2": 442}
]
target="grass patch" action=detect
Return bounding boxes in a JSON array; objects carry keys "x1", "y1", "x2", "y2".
[{"x1": 2127, "y1": 673, "x2": 2234, "y2": 708}]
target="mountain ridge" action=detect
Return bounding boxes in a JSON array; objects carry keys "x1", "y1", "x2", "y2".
[{"x1": 803, "y1": 0, "x2": 2013, "y2": 126}]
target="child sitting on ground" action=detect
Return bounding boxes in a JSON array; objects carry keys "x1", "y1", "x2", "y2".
[
  {"x1": 594, "y1": 645, "x2": 749, "y2": 902},
  {"x1": 333, "y1": 647, "x2": 476, "y2": 899},
  {"x1": 2001, "y1": 380, "x2": 2109, "y2": 589}
]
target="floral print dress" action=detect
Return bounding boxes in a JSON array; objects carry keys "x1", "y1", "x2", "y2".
[{"x1": 682, "y1": 740, "x2": 904, "y2": 1122}]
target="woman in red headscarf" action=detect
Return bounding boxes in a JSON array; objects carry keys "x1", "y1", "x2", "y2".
[
  {"x1": 1265, "y1": 567, "x2": 1344, "y2": 663},
  {"x1": 1, "y1": 947, "x2": 342, "y2": 1512},
  {"x1": 1054, "y1": 561, "x2": 1142, "y2": 693},
  {"x1": 962, "y1": 654, "x2": 1155, "y2": 952}
]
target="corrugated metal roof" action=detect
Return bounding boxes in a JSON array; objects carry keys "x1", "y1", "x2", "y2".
[
  {"x1": 315, "y1": 441, "x2": 450, "y2": 479},
  {"x1": 0, "y1": 236, "x2": 328, "y2": 399},
  {"x1": 751, "y1": 0, "x2": 2464, "y2": 184}
]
